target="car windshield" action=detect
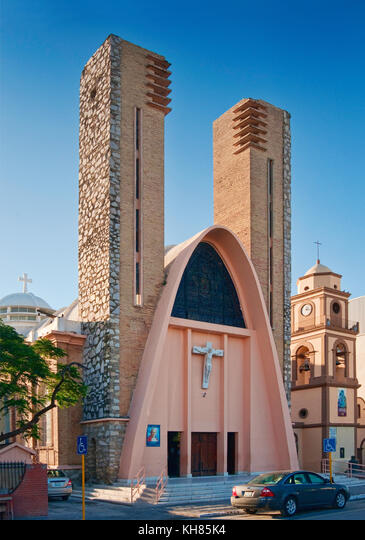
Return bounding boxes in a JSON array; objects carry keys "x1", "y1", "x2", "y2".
[
  {"x1": 47, "y1": 470, "x2": 66, "y2": 478},
  {"x1": 247, "y1": 472, "x2": 287, "y2": 485}
]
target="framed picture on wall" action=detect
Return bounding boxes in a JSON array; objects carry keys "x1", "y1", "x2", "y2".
[
  {"x1": 146, "y1": 425, "x2": 160, "y2": 447},
  {"x1": 338, "y1": 388, "x2": 347, "y2": 417}
]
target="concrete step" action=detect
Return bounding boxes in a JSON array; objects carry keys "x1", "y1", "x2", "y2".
[
  {"x1": 323, "y1": 474, "x2": 365, "y2": 486},
  {"x1": 154, "y1": 474, "x2": 365, "y2": 505},
  {"x1": 71, "y1": 483, "x2": 143, "y2": 505},
  {"x1": 71, "y1": 473, "x2": 365, "y2": 506},
  {"x1": 148, "y1": 475, "x2": 255, "y2": 505}
]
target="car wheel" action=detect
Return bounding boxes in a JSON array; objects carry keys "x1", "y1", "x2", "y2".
[
  {"x1": 245, "y1": 509, "x2": 257, "y2": 514},
  {"x1": 333, "y1": 491, "x2": 346, "y2": 509},
  {"x1": 281, "y1": 496, "x2": 297, "y2": 517}
]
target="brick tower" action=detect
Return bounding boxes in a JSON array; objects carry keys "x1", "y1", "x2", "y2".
[
  {"x1": 78, "y1": 35, "x2": 171, "y2": 482},
  {"x1": 213, "y1": 99, "x2": 291, "y2": 399}
]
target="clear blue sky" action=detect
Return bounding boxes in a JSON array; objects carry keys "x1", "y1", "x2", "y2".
[{"x1": 0, "y1": 0, "x2": 364, "y2": 310}]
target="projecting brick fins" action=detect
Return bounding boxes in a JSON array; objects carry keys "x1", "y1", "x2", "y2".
[
  {"x1": 232, "y1": 99, "x2": 268, "y2": 154},
  {"x1": 145, "y1": 54, "x2": 172, "y2": 115}
]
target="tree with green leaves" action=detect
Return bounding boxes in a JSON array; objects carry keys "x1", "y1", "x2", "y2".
[{"x1": 0, "y1": 320, "x2": 87, "y2": 444}]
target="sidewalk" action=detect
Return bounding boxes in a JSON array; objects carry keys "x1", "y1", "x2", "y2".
[
  {"x1": 15, "y1": 481, "x2": 365, "y2": 520},
  {"x1": 348, "y1": 483, "x2": 365, "y2": 500},
  {"x1": 68, "y1": 480, "x2": 365, "y2": 519}
]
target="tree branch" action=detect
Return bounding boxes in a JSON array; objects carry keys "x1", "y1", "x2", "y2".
[{"x1": 0, "y1": 362, "x2": 86, "y2": 444}]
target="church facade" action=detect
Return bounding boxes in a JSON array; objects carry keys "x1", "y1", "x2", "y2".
[
  {"x1": 1, "y1": 34, "x2": 299, "y2": 483},
  {"x1": 77, "y1": 35, "x2": 297, "y2": 483}
]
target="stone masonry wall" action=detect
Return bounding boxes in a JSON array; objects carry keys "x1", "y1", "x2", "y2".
[
  {"x1": 78, "y1": 36, "x2": 123, "y2": 483},
  {"x1": 78, "y1": 35, "x2": 168, "y2": 483},
  {"x1": 282, "y1": 110, "x2": 292, "y2": 404}
]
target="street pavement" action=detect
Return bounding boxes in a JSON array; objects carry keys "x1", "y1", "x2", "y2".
[{"x1": 15, "y1": 483, "x2": 365, "y2": 521}]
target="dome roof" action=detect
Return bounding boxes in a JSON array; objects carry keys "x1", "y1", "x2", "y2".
[
  {"x1": 0, "y1": 292, "x2": 53, "y2": 310},
  {"x1": 304, "y1": 262, "x2": 333, "y2": 276}
]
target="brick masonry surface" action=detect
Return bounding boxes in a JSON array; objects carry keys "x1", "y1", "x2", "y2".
[
  {"x1": 213, "y1": 99, "x2": 292, "y2": 400},
  {"x1": 12, "y1": 464, "x2": 48, "y2": 518}
]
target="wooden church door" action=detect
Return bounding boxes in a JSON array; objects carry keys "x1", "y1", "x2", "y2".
[{"x1": 191, "y1": 433, "x2": 217, "y2": 476}]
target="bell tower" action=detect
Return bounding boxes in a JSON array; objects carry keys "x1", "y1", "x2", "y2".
[
  {"x1": 213, "y1": 98, "x2": 292, "y2": 400},
  {"x1": 78, "y1": 35, "x2": 171, "y2": 482},
  {"x1": 291, "y1": 261, "x2": 359, "y2": 471}
]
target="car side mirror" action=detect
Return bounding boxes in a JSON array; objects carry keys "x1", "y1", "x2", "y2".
[{"x1": 324, "y1": 478, "x2": 331, "y2": 484}]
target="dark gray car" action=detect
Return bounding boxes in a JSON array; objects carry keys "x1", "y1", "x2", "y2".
[{"x1": 231, "y1": 470, "x2": 350, "y2": 517}]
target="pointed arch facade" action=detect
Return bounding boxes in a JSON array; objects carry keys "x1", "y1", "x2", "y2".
[{"x1": 119, "y1": 226, "x2": 298, "y2": 480}]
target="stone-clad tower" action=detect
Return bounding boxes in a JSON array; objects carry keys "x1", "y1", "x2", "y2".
[
  {"x1": 213, "y1": 99, "x2": 291, "y2": 400},
  {"x1": 78, "y1": 35, "x2": 171, "y2": 482}
]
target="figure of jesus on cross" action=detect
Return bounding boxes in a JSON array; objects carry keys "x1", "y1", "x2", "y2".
[{"x1": 192, "y1": 341, "x2": 224, "y2": 389}]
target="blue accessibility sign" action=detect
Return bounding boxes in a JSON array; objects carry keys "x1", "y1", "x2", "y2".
[
  {"x1": 323, "y1": 438, "x2": 336, "y2": 453},
  {"x1": 77, "y1": 435, "x2": 88, "y2": 455}
]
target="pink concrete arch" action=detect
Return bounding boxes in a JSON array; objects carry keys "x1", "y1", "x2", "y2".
[{"x1": 119, "y1": 225, "x2": 298, "y2": 479}]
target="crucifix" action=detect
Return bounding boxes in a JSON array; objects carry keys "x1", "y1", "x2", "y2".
[
  {"x1": 192, "y1": 341, "x2": 224, "y2": 389},
  {"x1": 314, "y1": 240, "x2": 322, "y2": 264},
  {"x1": 18, "y1": 272, "x2": 32, "y2": 293}
]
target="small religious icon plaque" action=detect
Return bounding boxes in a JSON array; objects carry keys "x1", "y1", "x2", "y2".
[{"x1": 146, "y1": 425, "x2": 160, "y2": 447}]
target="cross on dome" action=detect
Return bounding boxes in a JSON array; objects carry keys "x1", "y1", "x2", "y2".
[
  {"x1": 314, "y1": 240, "x2": 322, "y2": 264},
  {"x1": 18, "y1": 273, "x2": 32, "y2": 293}
]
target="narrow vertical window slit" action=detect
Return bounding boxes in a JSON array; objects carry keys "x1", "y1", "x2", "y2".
[
  {"x1": 135, "y1": 108, "x2": 142, "y2": 306},
  {"x1": 268, "y1": 159, "x2": 274, "y2": 326}
]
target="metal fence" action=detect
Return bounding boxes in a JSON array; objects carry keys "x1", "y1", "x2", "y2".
[
  {"x1": 321, "y1": 458, "x2": 365, "y2": 479},
  {"x1": 0, "y1": 462, "x2": 26, "y2": 493}
]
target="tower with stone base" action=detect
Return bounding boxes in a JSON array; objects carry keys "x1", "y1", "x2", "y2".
[
  {"x1": 213, "y1": 99, "x2": 292, "y2": 400},
  {"x1": 78, "y1": 35, "x2": 171, "y2": 483}
]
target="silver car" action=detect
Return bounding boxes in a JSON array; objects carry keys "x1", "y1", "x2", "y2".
[
  {"x1": 231, "y1": 470, "x2": 350, "y2": 517},
  {"x1": 47, "y1": 470, "x2": 72, "y2": 500}
]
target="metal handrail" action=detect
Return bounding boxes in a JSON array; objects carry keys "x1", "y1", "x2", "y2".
[
  {"x1": 321, "y1": 458, "x2": 365, "y2": 479},
  {"x1": 130, "y1": 466, "x2": 145, "y2": 503},
  {"x1": 155, "y1": 467, "x2": 168, "y2": 504},
  {"x1": 347, "y1": 461, "x2": 365, "y2": 478}
]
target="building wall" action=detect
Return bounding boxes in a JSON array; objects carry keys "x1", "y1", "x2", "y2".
[
  {"x1": 11, "y1": 464, "x2": 48, "y2": 518},
  {"x1": 349, "y1": 297, "x2": 365, "y2": 400},
  {"x1": 291, "y1": 387, "x2": 322, "y2": 425},
  {"x1": 34, "y1": 331, "x2": 86, "y2": 473},
  {"x1": 332, "y1": 427, "x2": 355, "y2": 462},
  {"x1": 138, "y1": 322, "x2": 250, "y2": 478},
  {"x1": 300, "y1": 427, "x2": 322, "y2": 472},
  {"x1": 213, "y1": 99, "x2": 291, "y2": 401}
]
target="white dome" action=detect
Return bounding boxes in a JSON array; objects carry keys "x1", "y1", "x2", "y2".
[
  {"x1": 304, "y1": 262, "x2": 333, "y2": 276},
  {"x1": 0, "y1": 292, "x2": 53, "y2": 311}
]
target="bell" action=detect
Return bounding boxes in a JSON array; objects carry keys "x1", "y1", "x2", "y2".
[{"x1": 299, "y1": 362, "x2": 310, "y2": 372}]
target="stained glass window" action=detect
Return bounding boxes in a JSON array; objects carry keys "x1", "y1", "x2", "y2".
[{"x1": 171, "y1": 242, "x2": 245, "y2": 328}]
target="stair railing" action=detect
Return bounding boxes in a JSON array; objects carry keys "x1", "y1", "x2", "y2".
[
  {"x1": 130, "y1": 466, "x2": 145, "y2": 503},
  {"x1": 155, "y1": 467, "x2": 168, "y2": 504}
]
